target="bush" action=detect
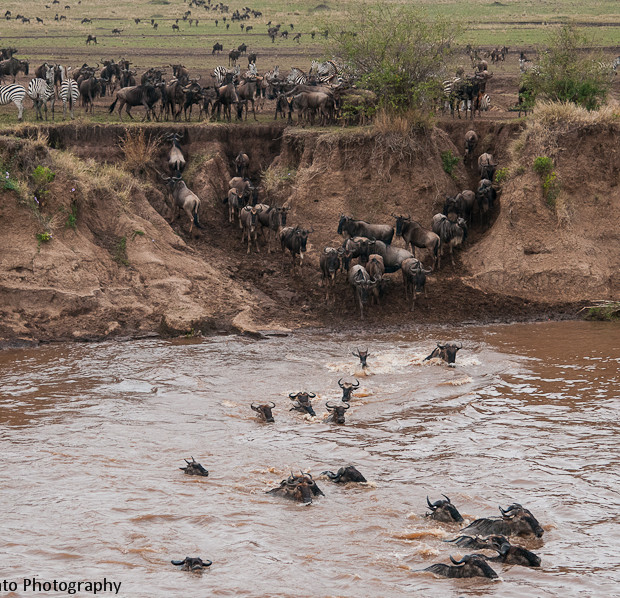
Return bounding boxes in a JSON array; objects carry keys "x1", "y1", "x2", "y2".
[
  {"x1": 323, "y1": 4, "x2": 461, "y2": 112},
  {"x1": 36, "y1": 231, "x2": 52, "y2": 247},
  {"x1": 441, "y1": 150, "x2": 460, "y2": 177},
  {"x1": 494, "y1": 167, "x2": 510, "y2": 184},
  {"x1": 532, "y1": 156, "x2": 553, "y2": 176},
  {"x1": 31, "y1": 165, "x2": 55, "y2": 207},
  {"x1": 533, "y1": 156, "x2": 560, "y2": 207},
  {"x1": 523, "y1": 24, "x2": 614, "y2": 110}
]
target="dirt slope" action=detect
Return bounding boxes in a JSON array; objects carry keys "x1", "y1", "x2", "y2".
[{"x1": 0, "y1": 117, "x2": 617, "y2": 345}]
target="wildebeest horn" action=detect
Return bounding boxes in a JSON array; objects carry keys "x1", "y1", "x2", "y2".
[
  {"x1": 268, "y1": 402, "x2": 276, "y2": 408},
  {"x1": 171, "y1": 559, "x2": 186, "y2": 566},
  {"x1": 250, "y1": 403, "x2": 259, "y2": 411},
  {"x1": 352, "y1": 379, "x2": 359, "y2": 387},
  {"x1": 442, "y1": 494, "x2": 451, "y2": 503},
  {"x1": 289, "y1": 392, "x2": 298, "y2": 399},
  {"x1": 450, "y1": 555, "x2": 465, "y2": 565},
  {"x1": 456, "y1": 342, "x2": 463, "y2": 349},
  {"x1": 352, "y1": 351, "x2": 359, "y2": 357},
  {"x1": 308, "y1": 393, "x2": 316, "y2": 398},
  {"x1": 325, "y1": 401, "x2": 336, "y2": 409},
  {"x1": 338, "y1": 378, "x2": 344, "y2": 388},
  {"x1": 427, "y1": 496, "x2": 436, "y2": 510},
  {"x1": 343, "y1": 403, "x2": 350, "y2": 410}
]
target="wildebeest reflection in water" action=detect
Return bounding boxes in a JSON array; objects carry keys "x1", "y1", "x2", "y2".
[
  {"x1": 250, "y1": 402, "x2": 276, "y2": 422},
  {"x1": 425, "y1": 494, "x2": 464, "y2": 523},
  {"x1": 460, "y1": 503, "x2": 544, "y2": 538},
  {"x1": 179, "y1": 457, "x2": 209, "y2": 477},
  {"x1": 267, "y1": 472, "x2": 324, "y2": 504},
  {"x1": 423, "y1": 554, "x2": 498, "y2": 579},
  {"x1": 321, "y1": 465, "x2": 366, "y2": 483},
  {"x1": 171, "y1": 557, "x2": 212, "y2": 571}
]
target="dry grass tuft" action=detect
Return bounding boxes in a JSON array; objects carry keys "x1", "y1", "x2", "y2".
[
  {"x1": 118, "y1": 128, "x2": 161, "y2": 176},
  {"x1": 261, "y1": 165, "x2": 296, "y2": 194},
  {"x1": 533, "y1": 100, "x2": 620, "y2": 127}
]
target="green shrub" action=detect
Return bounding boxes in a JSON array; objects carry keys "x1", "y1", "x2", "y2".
[
  {"x1": 31, "y1": 165, "x2": 55, "y2": 207},
  {"x1": 441, "y1": 150, "x2": 460, "y2": 177},
  {"x1": 36, "y1": 231, "x2": 52, "y2": 247},
  {"x1": 494, "y1": 167, "x2": 510, "y2": 184},
  {"x1": 533, "y1": 156, "x2": 560, "y2": 207},
  {"x1": 533, "y1": 156, "x2": 553, "y2": 176}
]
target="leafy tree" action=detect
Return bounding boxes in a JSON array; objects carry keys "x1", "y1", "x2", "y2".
[
  {"x1": 523, "y1": 24, "x2": 614, "y2": 110},
  {"x1": 323, "y1": 4, "x2": 461, "y2": 112}
]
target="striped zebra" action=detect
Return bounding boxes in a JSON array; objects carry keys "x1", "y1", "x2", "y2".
[
  {"x1": 242, "y1": 62, "x2": 257, "y2": 80},
  {"x1": 59, "y1": 79, "x2": 79, "y2": 119},
  {"x1": 0, "y1": 84, "x2": 26, "y2": 121},
  {"x1": 310, "y1": 60, "x2": 339, "y2": 84},
  {"x1": 478, "y1": 92, "x2": 491, "y2": 112},
  {"x1": 442, "y1": 77, "x2": 460, "y2": 113},
  {"x1": 213, "y1": 65, "x2": 239, "y2": 86},
  {"x1": 614, "y1": 56, "x2": 620, "y2": 72},
  {"x1": 27, "y1": 75, "x2": 55, "y2": 120},
  {"x1": 287, "y1": 67, "x2": 308, "y2": 85}
]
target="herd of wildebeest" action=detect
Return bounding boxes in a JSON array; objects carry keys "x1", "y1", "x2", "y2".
[
  {"x1": 172, "y1": 345, "x2": 546, "y2": 580},
  {"x1": 160, "y1": 127, "x2": 498, "y2": 320}
]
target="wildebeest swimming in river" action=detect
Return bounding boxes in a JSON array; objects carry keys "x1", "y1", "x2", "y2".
[
  {"x1": 424, "y1": 342, "x2": 462, "y2": 365},
  {"x1": 289, "y1": 391, "x2": 316, "y2": 416},
  {"x1": 426, "y1": 494, "x2": 463, "y2": 523},
  {"x1": 338, "y1": 378, "x2": 359, "y2": 402},
  {"x1": 267, "y1": 471, "x2": 324, "y2": 504},
  {"x1": 460, "y1": 503, "x2": 544, "y2": 538},
  {"x1": 321, "y1": 465, "x2": 366, "y2": 483},
  {"x1": 423, "y1": 554, "x2": 498, "y2": 579},
  {"x1": 444, "y1": 534, "x2": 541, "y2": 567},
  {"x1": 171, "y1": 556, "x2": 212, "y2": 571},
  {"x1": 251, "y1": 402, "x2": 275, "y2": 422},
  {"x1": 352, "y1": 348, "x2": 370, "y2": 369},
  {"x1": 180, "y1": 457, "x2": 209, "y2": 476}
]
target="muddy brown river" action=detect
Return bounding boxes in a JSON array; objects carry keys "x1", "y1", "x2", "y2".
[{"x1": 1, "y1": 321, "x2": 618, "y2": 597}]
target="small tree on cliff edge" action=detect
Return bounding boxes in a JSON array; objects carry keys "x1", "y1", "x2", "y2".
[
  {"x1": 323, "y1": 4, "x2": 461, "y2": 113},
  {"x1": 523, "y1": 24, "x2": 614, "y2": 110}
]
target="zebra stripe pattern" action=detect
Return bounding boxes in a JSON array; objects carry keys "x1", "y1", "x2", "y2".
[
  {"x1": 287, "y1": 67, "x2": 308, "y2": 85},
  {"x1": 27, "y1": 77, "x2": 55, "y2": 120},
  {"x1": 479, "y1": 93, "x2": 491, "y2": 112},
  {"x1": 0, "y1": 84, "x2": 26, "y2": 121},
  {"x1": 310, "y1": 60, "x2": 339, "y2": 83},
  {"x1": 59, "y1": 79, "x2": 79, "y2": 119},
  {"x1": 213, "y1": 65, "x2": 240, "y2": 86}
]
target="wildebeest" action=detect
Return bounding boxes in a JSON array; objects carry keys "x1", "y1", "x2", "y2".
[
  {"x1": 161, "y1": 175, "x2": 203, "y2": 234},
  {"x1": 289, "y1": 392, "x2": 316, "y2": 416},
  {"x1": 392, "y1": 215, "x2": 440, "y2": 271},
  {"x1": 338, "y1": 214, "x2": 394, "y2": 245},
  {"x1": 460, "y1": 503, "x2": 544, "y2": 538},
  {"x1": 0, "y1": 57, "x2": 29, "y2": 82},
  {"x1": 267, "y1": 472, "x2": 324, "y2": 504},
  {"x1": 476, "y1": 179, "x2": 496, "y2": 225},
  {"x1": 235, "y1": 152, "x2": 249, "y2": 177},
  {"x1": 366, "y1": 254, "x2": 384, "y2": 305},
  {"x1": 250, "y1": 402, "x2": 275, "y2": 422},
  {"x1": 348, "y1": 264, "x2": 378, "y2": 320},
  {"x1": 227, "y1": 188, "x2": 245, "y2": 226},
  {"x1": 257, "y1": 204, "x2": 288, "y2": 252},
  {"x1": 179, "y1": 457, "x2": 209, "y2": 476},
  {"x1": 426, "y1": 495, "x2": 464, "y2": 523},
  {"x1": 443, "y1": 191, "x2": 475, "y2": 223},
  {"x1": 171, "y1": 557, "x2": 212, "y2": 571},
  {"x1": 287, "y1": 91, "x2": 334, "y2": 125},
  {"x1": 321, "y1": 465, "x2": 366, "y2": 483},
  {"x1": 79, "y1": 75, "x2": 101, "y2": 114},
  {"x1": 109, "y1": 84, "x2": 161, "y2": 121},
  {"x1": 212, "y1": 78, "x2": 237, "y2": 122},
  {"x1": 325, "y1": 401, "x2": 350, "y2": 424},
  {"x1": 424, "y1": 342, "x2": 462, "y2": 365},
  {"x1": 341, "y1": 236, "x2": 375, "y2": 271},
  {"x1": 280, "y1": 226, "x2": 312, "y2": 272},
  {"x1": 166, "y1": 132, "x2": 186, "y2": 173},
  {"x1": 478, "y1": 152, "x2": 497, "y2": 181},
  {"x1": 464, "y1": 129, "x2": 478, "y2": 160},
  {"x1": 85, "y1": 34, "x2": 97, "y2": 45},
  {"x1": 212, "y1": 42, "x2": 223, "y2": 55},
  {"x1": 240, "y1": 205, "x2": 264, "y2": 254},
  {"x1": 338, "y1": 378, "x2": 359, "y2": 402},
  {"x1": 423, "y1": 554, "x2": 498, "y2": 579},
  {"x1": 431, "y1": 214, "x2": 467, "y2": 268},
  {"x1": 320, "y1": 247, "x2": 342, "y2": 302},
  {"x1": 401, "y1": 257, "x2": 430, "y2": 313},
  {"x1": 352, "y1": 348, "x2": 369, "y2": 369},
  {"x1": 485, "y1": 536, "x2": 542, "y2": 567},
  {"x1": 370, "y1": 240, "x2": 414, "y2": 274}
]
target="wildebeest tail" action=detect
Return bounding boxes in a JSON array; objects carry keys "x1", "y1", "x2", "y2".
[
  {"x1": 109, "y1": 97, "x2": 118, "y2": 113},
  {"x1": 193, "y1": 207, "x2": 203, "y2": 229}
]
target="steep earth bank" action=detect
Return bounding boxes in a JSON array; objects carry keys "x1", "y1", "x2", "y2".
[{"x1": 0, "y1": 118, "x2": 617, "y2": 346}]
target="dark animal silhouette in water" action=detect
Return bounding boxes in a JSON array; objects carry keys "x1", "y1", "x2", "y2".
[
  {"x1": 267, "y1": 471, "x2": 324, "y2": 504},
  {"x1": 423, "y1": 554, "x2": 498, "y2": 578},
  {"x1": 426, "y1": 495, "x2": 464, "y2": 523},
  {"x1": 321, "y1": 465, "x2": 366, "y2": 483},
  {"x1": 460, "y1": 503, "x2": 544, "y2": 538},
  {"x1": 179, "y1": 457, "x2": 208, "y2": 476},
  {"x1": 171, "y1": 557, "x2": 212, "y2": 571}
]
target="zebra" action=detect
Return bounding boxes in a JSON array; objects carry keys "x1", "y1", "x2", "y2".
[
  {"x1": 0, "y1": 84, "x2": 26, "y2": 120},
  {"x1": 242, "y1": 62, "x2": 257, "y2": 80},
  {"x1": 287, "y1": 67, "x2": 308, "y2": 85},
  {"x1": 614, "y1": 56, "x2": 620, "y2": 72},
  {"x1": 310, "y1": 59, "x2": 339, "y2": 83},
  {"x1": 59, "y1": 78, "x2": 79, "y2": 119},
  {"x1": 213, "y1": 65, "x2": 239, "y2": 86},
  {"x1": 442, "y1": 77, "x2": 460, "y2": 113},
  {"x1": 27, "y1": 74, "x2": 55, "y2": 120}
]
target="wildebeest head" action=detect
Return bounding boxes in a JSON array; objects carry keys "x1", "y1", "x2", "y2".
[
  {"x1": 179, "y1": 457, "x2": 209, "y2": 477},
  {"x1": 424, "y1": 342, "x2": 462, "y2": 365},
  {"x1": 289, "y1": 391, "x2": 316, "y2": 416},
  {"x1": 492, "y1": 539, "x2": 542, "y2": 567},
  {"x1": 325, "y1": 401, "x2": 350, "y2": 424},
  {"x1": 338, "y1": 378, "x2": 359, "y2": 402},
  {"x1": 268, "y1": 471, "x2": 324, "y2": 504},
  {"x1": 499, "y1": 503, "x2": 544, "y2": 538},
  {"x1": 337, "y1": 214, "x2": 350, "y2": 235},
  {"x1": 171, "y1": 557, "x2": 212, "y2": 571},
  {"x1": 426, "y1": 494, "x2": 464, "y2": 523},
  {"x1": 276, "y1": 206, "x2": 289, "y2": 227},
  {"x1": 392, "y1": 213, "x2": 411, "y2": 237},
  {"x1": 321, "y1": 465, "x2": 366, "y2": 483},
  {"x1": 251, "y1": 402, "x2": 275, "y2": 422},
  {"x1": 352, "y1": 348, "x2": 369, "y2": 368}
]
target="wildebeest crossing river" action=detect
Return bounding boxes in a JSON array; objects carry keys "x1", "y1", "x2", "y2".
[{"x1": 0, "y1": 321, "x2": 618, "y2": 597}]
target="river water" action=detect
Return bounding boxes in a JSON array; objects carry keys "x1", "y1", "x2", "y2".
[{"x1": 0, "y1": 321, "x2": 618, "y2": 597}]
